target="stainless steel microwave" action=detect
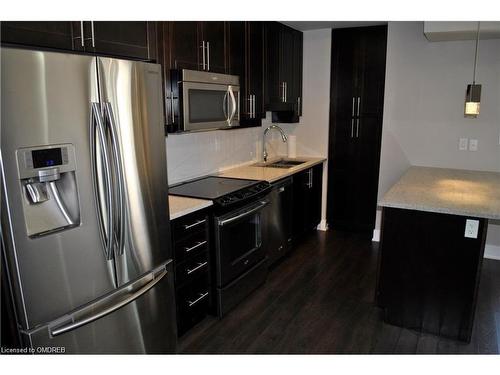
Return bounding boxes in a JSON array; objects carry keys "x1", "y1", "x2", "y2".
[{"x1": 173, "y1": 69, "x2": 240, "y2": 132}]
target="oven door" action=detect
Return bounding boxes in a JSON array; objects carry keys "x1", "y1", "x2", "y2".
[
  {"x1": 181, "y1": 82, "x2": 240, "y2": 132},
  {"x1": 214, "y1": 199, "x2": 268, "y2": 287}
]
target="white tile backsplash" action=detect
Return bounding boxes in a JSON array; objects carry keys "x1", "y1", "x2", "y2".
[{"x1": 166, "y1": 126, "x2": 264, "y2": 185}]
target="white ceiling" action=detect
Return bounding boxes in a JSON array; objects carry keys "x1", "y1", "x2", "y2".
[{"x1": 281, "y1": 21, "x2": 387, "y2": 31}]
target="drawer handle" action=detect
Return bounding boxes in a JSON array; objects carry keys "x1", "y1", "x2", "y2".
[
  {"x1": 183, "y1": 219, "x2": 206, "y2": 230},
  {"x1": 186, "y1": 261, "x2": 208, "y2": 275},
  {"x1": 187, "y1": 291, "x2": 209, "y2": 307},
  {"x1": 184, "y1": 240, "x2": 207, "y2": 253}
]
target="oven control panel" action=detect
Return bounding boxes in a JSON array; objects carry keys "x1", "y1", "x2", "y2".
[{"x1": 215, "y1": 182, "x2": 271, "y2": 207}]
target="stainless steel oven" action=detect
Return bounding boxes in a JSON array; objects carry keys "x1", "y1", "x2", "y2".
[
  {"x1": 174, "y1": 69, "x2": 240, "y2": 132},
  {"x1": 214, "y1": 199, "x2": 268, "y2": 287}
]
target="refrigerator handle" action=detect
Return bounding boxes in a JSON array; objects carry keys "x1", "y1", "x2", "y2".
[
  {"x1": 50, "y1": 263, "x2": 170, "y2": 337},
  {"x1": 91, "y1": 103, "x2": 115, "y2": 261},
  {"x1": 104, "y1": 102, "x2": 126, "y2": 257}
]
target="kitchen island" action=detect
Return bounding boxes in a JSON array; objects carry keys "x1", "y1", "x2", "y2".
[{"x1": 376, "y1": 166, "x2": 500, "y2": 342}]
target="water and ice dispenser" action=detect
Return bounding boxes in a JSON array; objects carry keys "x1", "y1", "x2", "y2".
[{"x1": 16, "y1": 144, "x2": 81, "y2": 237}]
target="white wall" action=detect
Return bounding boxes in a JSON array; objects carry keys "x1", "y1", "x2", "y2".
[
  {"x1": 166, "y1": 28, "x2": 332, "y2": 228},
  {"x1": 377, "y1": 21, "x2": 500, "y2": 258}
]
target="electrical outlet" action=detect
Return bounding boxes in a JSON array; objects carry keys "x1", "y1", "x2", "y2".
[
  {"x1": 464, "y1": 219, "x2": 479, "y2": 239},
  {"x1": 469, "y1": 139, "x2": 478, "y2": 151},
  {"x1": 459, "y1": 138, "x2": 468, "y2": 151}
]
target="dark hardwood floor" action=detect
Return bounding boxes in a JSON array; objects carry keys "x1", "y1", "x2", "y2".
[{"x1": 179, "y1": 230, "x2": 500, "y2": 354}]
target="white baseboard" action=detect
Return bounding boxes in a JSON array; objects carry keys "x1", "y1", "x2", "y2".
[
  {"x1": 372, "y1": 229, "x2": 500, "y2": 261},
  {"x1": 316, "y1": 220, "x2": 328, "y2": 232},
  {"x1": 485, "y1": 244, "x2": 500, "y2": 260}
]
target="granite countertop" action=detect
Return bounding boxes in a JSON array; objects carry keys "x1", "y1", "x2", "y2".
[
  {"x1": 168, "y1": 195, "x2": 213, "y2": 220},
  {"x1": 217, "y1": 156, "x2": 326, "y2": 183},
  {"x1": 379, "y1": 166, "x2": 500, "y2": 220}
]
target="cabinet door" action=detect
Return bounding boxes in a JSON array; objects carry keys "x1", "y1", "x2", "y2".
[
  {"x1": 247, "y1": 22, "x2": 265, "y2": 120},
  {"x1": 201, "y1": 21, "x2": 227, "y2": 73},
  {"x1": 292, "y1": 169, "x2": 312, "y2": 240},
  {"x1": 168, "y1": 22, "x2": 202, "y2": 71},
  {"x1": 227, "y1": 21, "x2": 247, "y2": 116},
  {"x1": 280, "y1": 25, "x2": 295, "y2": 104},
  {"x1": 264, "y1": 22, "x2": 283, "y2": 108},
  {"x1": 1, "y1": 21, "x2": 77, "y2": 51},
  {"x1": 358, "y1": 26, "x2": 387, "y2": 117},
  {"x1": 327, "y1": 28, "x2": 361, "y2": 230},
  {"x1": 291, "y1": 29, "x2": 304, "y2": 115},
  {"x1": 87, "y1": 21, "x2": 156, "y2": 61}
]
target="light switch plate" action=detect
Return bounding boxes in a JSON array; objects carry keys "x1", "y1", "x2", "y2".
[
  {"x1": 469, "y1": 139, "x2": 478, "y2": 151},
  {"x1": 464, "y1": 219, "x2": 479, "y2": 239},
  {"x1": 459, "y1": 138, "x2": 468, "y2": 151}
]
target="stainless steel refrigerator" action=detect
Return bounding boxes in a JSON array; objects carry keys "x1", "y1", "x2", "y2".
[{"x1": 0, "y1": 48, "x2": 177, "y2": 353}]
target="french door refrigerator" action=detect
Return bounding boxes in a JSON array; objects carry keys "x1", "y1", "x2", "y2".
[{"x1": 0, "y1": 48, "x2": 177, "y2": 353}]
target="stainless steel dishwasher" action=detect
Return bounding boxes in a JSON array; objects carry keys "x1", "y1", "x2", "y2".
[{"x1": 264, "y1": 177, "x2": 294, "y2": 266}]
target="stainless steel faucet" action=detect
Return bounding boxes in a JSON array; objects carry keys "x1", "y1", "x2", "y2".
[{"x1": 263, "y1": 125, "x2": 288, "y2": 162}]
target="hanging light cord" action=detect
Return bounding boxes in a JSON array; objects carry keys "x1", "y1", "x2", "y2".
[{"x1": 472, "y1": 21, "x2": 481, "y2": 84}]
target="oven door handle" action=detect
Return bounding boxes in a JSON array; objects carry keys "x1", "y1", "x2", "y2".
[{"x1": 218, "y1": 200, "x2": 268, "y2": 227}]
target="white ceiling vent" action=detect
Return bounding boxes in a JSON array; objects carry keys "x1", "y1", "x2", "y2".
[{"x1": 424, "y1": 21, "x2": 500, "y2": 42}]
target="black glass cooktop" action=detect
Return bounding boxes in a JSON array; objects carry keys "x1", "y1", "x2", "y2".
[{"x1": 169, "y1": 176, "x2": 261, "y2": 200}]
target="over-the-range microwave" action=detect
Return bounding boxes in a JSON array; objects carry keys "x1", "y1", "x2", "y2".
[{"x1": 170, "y1": 69, "x2": 240, "y2": 132}]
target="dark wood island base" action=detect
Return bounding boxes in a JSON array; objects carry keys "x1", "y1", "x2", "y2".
[{"x1": 376, "y1": 207, "x2": 488, "y2": 342}]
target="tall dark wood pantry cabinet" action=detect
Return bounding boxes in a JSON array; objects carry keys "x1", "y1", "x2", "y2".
[{"x1": 327, "y1": 26, "x2": 387, "y2": 234}]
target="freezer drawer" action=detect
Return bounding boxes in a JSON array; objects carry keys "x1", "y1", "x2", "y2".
[{"x1": 20, "y1": 262, "x2": 177, "y2": 354}]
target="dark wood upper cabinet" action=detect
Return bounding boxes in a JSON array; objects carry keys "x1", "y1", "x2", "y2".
[
  {"x1": 1, "y1": 21, "x2": 78, "y2": 51},
  {"x1": 86, "y1": 21, "x2": 156, "y2": 61},
  {"x1": 1, "y1": 21, "x2": 156, "y2": 61},
  {"x1": 264, "y1": 22, "x2": 303, "y2": 123},
  {"x1": 200, "y1": 22, "x2": 227, "y2": 74},
  {"x1": 227, "y1": 21, "x2": 265, "y2": 127},
  {"x1": 327, "y1": 25, "x2": 387, "y2": 235}
]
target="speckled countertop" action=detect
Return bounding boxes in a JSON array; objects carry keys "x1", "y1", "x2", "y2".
[
  {"x1": 217, "y1": 156, "x2": 326, "y2": 183},
  {"x1": 168, "y1": 195, "x2": 213, "y2": 220},
  {"x1": 379, "y1": 166, "x2": 500, "y2": 220}
]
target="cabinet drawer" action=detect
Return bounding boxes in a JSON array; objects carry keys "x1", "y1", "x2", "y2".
[
  {"x1": 175, "y1": 251, "x2": 209, "y2": 287},
  {"x1": 174, "y1": 230, "x2": 209, "y2": 263},
  {"x1": 176, "y1": 278, "x2": 211, "y2": 336},
  {"x1": 173, "y1": 212, "x2": 209, "y2": 241}
]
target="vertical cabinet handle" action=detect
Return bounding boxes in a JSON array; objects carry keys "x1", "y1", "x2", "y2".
[
  {"x1": 352, "y1": 97, "x2": 356, "y2": 117},
  {"x1": 201, "y1": 41, "x2": 206, "y2": 70},
  {"x1": 298, "y1": 97, "x2": 301, "y2": 116},
  {"x1": 170, "y1": 91, "x2": 175, "y2": 124},
  {"x1": 252, "y1": 94, "x2": 256, "y2": 118},
  {"x1": 285, "y1": 82, "x2": 288, "y2": 102},
  {"x1": 356, "y1": 97, "x2": 361, "y2": 138},
  {"x1": 79, "y1": 21, "x2": 85, "y2": 47},
  {"x1": 90, "y1": 21, "x2": 95, "y2": 48},
  {"x1": 206, "y1": 41, "x2": 210, "y2": 71},
  {"x1": 351, "y1": 118, "x2": 355, "y2": 138}
]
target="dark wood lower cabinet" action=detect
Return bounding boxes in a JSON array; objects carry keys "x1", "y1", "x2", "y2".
[
  {"x1": 171, "y1": 209, "x2": 212, "y2": 336},
  {"x1": 292, "y1": 164, "x2": 323, "y2": 241},
  {"x1": 376, "y1": 207, "x2": 488, "y2": 342}
]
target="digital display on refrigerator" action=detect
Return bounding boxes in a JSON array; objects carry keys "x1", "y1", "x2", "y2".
[{"x1": 32, "y1": 148, "x2": 63, "y2": 168}]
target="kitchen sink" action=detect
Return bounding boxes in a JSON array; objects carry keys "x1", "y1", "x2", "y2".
[{"x1": 254, "y1": 159, "x2": 307, "y2": 169}]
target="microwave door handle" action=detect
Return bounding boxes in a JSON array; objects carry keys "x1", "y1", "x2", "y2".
[
  {"x1": 222, "y1": 91, "x2": 229, "y2": 121},
  {"x1": 228, "y1": 86, "x2": 237, "y2": 125}
]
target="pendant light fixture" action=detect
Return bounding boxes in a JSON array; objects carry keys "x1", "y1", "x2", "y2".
[{"x1": 464, "y1": 22, "x2": 481, "y2": 118}]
